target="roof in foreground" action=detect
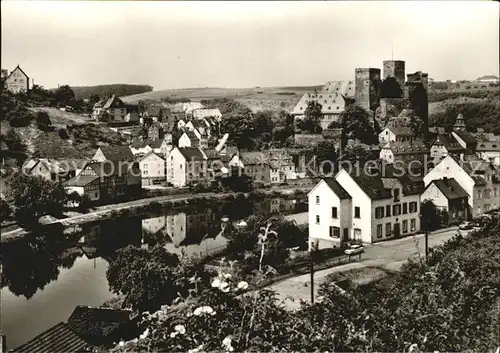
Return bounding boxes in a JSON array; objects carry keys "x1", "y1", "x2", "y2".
[
  {"x1": 430, "y1": 178, "x2": 469, "y2": 200},
  {"x1": 323, "y1": 178, "x2": 351, "y2": 199},
  {"x1": 11, "y1": 322, "x2": 92, "y2": 353}
]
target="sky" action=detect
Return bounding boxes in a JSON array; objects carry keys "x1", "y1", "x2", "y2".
[{"x1": 1, "y1": 1, "x2": 499, "y2": 90}]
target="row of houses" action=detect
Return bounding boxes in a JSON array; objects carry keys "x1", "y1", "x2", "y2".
[{"x1": 308, "y1": 154, "x2": 500, "y2": 249}]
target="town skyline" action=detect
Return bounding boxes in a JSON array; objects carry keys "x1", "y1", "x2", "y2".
[{"x1": 2, "y1": 1, "x2": 499, "y2": 90}]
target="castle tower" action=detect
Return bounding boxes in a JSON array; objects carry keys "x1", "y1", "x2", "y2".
[
  {"x1": 354, "y1": 68, "x2": 381, "y2": 112},
  {"x1": 383, "y1": 60, "x2": 405, "y2": 93},
  {"x1": 405, "y1": 71, "x2": 429, "y2": 139}
]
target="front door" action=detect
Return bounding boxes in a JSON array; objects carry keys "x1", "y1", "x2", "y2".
[
  {"x1": 354, "y1": 228, "x2": 361, "y2": 240},
  {"x1": 394, "y1": 223, "x2": 400, "y2": 237}
]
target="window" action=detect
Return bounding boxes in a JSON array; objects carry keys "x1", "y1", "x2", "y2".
[
  {"x1": 409, "y1": 202, "x2": 418, "y2": 213},
  {"x1": 393, "y1": 188, "x2": 400, "y2": 201},
  {"x1": 375, "y1": 207, "x2": 384, "y2": 219},
  {"x1": 477, "y1": 190, "x2": 481, "y2": 199},
  {"x1": 385, "y1": 223, "x2": 392, "y2": 236},
  {"x1": 316, "y1": 215, "x2": 320, "y2": 224},
  {"x1": 95, "y1": 192, "x2": 98, "y2": 198},
  {"x1": 403, "y1": 220, "x2": 408, "y2": 233},
  {"x1": 386, "y1": 205, "x2": 391, "y2": 217},
  {"x1": 403, "y1": 203, "x2": 408, "y2": 214},
  {"x1": 332, "y1": 207, "x2": 338, "y2": 218},
  {"x1": 393, "y1": 204, "x2": 401, "y2": 216},
  {"x1": 180, "y1": 164, "x2": 183, "y2": 169},
  {"x1": 143, "y1": 170, "x2": 148, "y2": 175},
  {"x1": 410, "y1": 219, "x2": 416, "y2": 231},
  {"x1": 354, "y1": 207, "x2": 360, "y2": 218},
  {"x1": 329, "y1": 226, "x2": 340, "y2": 238},
  {"x1": 316, "y1": 195, "x2": 320, "y2": 205},
  {"x1": 377, "y1": 224, "x2": 383, "y2": 238}
]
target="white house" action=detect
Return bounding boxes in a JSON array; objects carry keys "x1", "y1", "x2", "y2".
[
  {"x1": 142, "y1": 215, "x2": 167, "y2": 235},
  {"x1": 64, "y1": 175, "x2": 101, "y2": 202},
  {"x1": 423, "y1": 155, "x2": 500, "y2": 217},
  {"x1": 92, "y1": 95, "x2": 127, "y2": 122},
  {"x1": 138, "y1": 151, "x2": 166, "y2": 186},
  {"x1": 308, "y1": 169, "x2": 422, "y2": 249},
  {"x1": 178, "y1": 130, "x2": 201, "y2": 148},
  {"x1": 167, "y1": 147, "x2": 207, "y2": 187},
  {"x1": 307, "y1": 179, "x2": 352, "y2": 249},
  {"x1": 130, "y1": 141, "x2": 153, "y2": 157},
  {"x1": 379, "y1": 126, "x2": 414, "y2": 144},
  {"x1": 476, "y1": 141, "x2": 500, "y2": 167}
]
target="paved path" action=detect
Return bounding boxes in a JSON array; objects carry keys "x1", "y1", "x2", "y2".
[{"x1": 267, "y1": 227, "x2": 463, "y2": 310}]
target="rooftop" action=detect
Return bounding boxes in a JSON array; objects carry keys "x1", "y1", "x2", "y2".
[
  {"x1": 11, "y1": 322, "x2": 92, "y2": 353},
  {"x1": 178, "y1": 147, "x2": 205, "y2": 161},
  {"x1": 65, "y1": 175, "x2": 100, "y2": 187},
  {"x1": 431, "y1": 178, "x2": 469, "y2": 200},
  {"x1": 97, "y1": 146, "x2": 135, "y2": 162},
  {"x1": 324, "y1": 178, "x2": 351, "y2": 199}
]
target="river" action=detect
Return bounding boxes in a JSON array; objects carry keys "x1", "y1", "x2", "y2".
[{"x1": 0, "y1": 196, "x2": 306, "y2": 350}]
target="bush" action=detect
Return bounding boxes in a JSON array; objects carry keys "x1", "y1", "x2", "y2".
[
  {"x1": 57, "y1": 128, "x2": 70, "y2": 139},
  {"x1": 36, "y1": 111, "x2": 52, "y2": 127}
]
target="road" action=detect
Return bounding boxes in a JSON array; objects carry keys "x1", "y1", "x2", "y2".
[{"x1": 267, "y1": 226, "x2": 464, "y2": 310}]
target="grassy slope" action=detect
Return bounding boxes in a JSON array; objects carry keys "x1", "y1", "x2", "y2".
[
  {"x1": 4, "y1": 107, "x2": 125, "y2": 159},
  {"x1": 121, "y1": 86, "x2": 322, "y2": 112}
]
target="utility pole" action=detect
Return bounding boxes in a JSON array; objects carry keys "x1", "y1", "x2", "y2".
[
  {"x1": 424, "y1": 230, "x2": 429, "y2": 261},
  {"x1": 310, "y1": 250, "x2": 314, "y2": 304}
]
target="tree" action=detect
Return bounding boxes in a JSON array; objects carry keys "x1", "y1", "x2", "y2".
[
  {"x1": 409, "y1": 115, "x2": 424, "y2": 138},
  {"x1": 221, "y1": 112, "x2": 255, "y2": 149},
  {"x1": 340, "y1": 105, "x2": 378, "y2": 146},
  {"x1": 36, "y1": 111, "x2": 52, "y2": 129},
  {"x1": 313, "y1": 140, "x2": 338, "y2": 175},
  {"x1": 5, "y1": 105, "x2": 34, "y2": 127},
  {"x1": 253, "y1": 111, "x2": 275, "y2": 141},
  {"x1": 54, "y1": 85, "x2": 76, "y2": 107},
  {"x1": 339, "y1": 143, "x2": 375, "y2": 166},
  {"x1": 0, "y1": 198, "x2": 12, "y2": 219},
  {"x1": 7, "y1": 173, "x2": 68, "y2": 226},
  {"x1": 420, "y1": 199, "x2": 443, "y2": 231},
  {"x1": 302, "y1": 101, "x2": 323, "y2": 134},
  {"x1": 106, "y1": 245, "x2": 210, "y2": 311},
  {"x1": 380, "y1": 77, "x2": 403, "y2": 98}
]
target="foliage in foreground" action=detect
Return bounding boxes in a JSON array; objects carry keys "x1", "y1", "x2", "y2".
[{"x1": 111, "y1": 218, "x2": 500, "y2": 353}]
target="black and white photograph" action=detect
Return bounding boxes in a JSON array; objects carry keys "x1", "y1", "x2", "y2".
[{"x1": 1, "y1": 1, "x2": 499, "y2": 352}]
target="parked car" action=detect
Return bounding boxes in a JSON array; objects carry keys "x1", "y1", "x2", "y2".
[
  {"x1": 458, "y1": 221, "x2": 474, "y2": 230},
  {"x1": 344, "y1": 244, "x2": 364, "y2": 255}
]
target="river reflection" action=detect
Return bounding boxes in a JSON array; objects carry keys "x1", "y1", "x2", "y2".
[{"x1": 0, "y1": 196, "x2": 305, "y2": 349}]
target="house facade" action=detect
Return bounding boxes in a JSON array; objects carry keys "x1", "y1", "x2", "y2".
[
  {"x1": 379, "y1": 126, "x2": 414, "y2": 144},
  {"x1": 379, "y1": 140, "x2": 429, "y2": 166},
  {"x1": 429, "y1": 134, "x2": 466, "y2": 162},
  {"x1": 167, "y1": 147, "x2": 208, "y2": 187},
  {"x1": 92, "y1": 95, "x2": 127, "y2": 122},
  {"x1": 65, "y1": 175, "x2": 101, "y2": 202},
  {"x1": 308, "y1": 169, "x2": 422, "y2": 249},
  {"x1": 228, "y1": 152, "x2": 270, "y2": 183},
  {"x1": 420, "y1": 178, "x2": 469, "y2": 224},
  {"x1": 22, "y1": 158, "x2": 86, "y2": 182},
  {"x1": 424, "y1": 155, "x2": 500, "y2": 217},
  {"x1": 5, "y1": 65, "x2": 30, "y2": 93},
  {"x1": 148, "y1": 123, "x2": 164, "y2": 141},
  {"x1": 138, "y1": 151, "x2": 166, "y2": 186},
  {"x1": 178, "y1": 130, "x2": 200, "y2": 148},
  {"x1": 476, "y1": 141, "x2": 500, "y2": 167}
]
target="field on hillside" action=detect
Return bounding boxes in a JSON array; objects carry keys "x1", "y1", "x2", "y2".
[
  {"x1": 121, "y1": 86, "x2": 321, "y2": 112},
  {"x1": 28, "y1": 107, "x2": 91, "y2": 127},
  {"x1": 428, "y1": 96, "x2": 494, "y2": 115}
]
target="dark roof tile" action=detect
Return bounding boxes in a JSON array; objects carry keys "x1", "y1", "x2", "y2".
[
  {"x1": 324, "y1": 178, "x2": 351, "y2": 199},
  {"x1": 431, "y1": 178, "x2": 469, "y2": 200}
]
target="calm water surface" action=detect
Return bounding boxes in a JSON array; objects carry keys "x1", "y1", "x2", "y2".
[{"x1": 1, "y1": 196, "x2": 306, "y2": 349}]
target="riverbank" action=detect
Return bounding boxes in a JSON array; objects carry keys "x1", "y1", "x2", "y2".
[{"x1": 0, "y1": 186, "x2": 310, "y2": 243}]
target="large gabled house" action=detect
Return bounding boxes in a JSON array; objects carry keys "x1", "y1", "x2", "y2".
[
  {"x1": 308, "y1": 168, "x2": 423, "y2": 249},
  {"x1": 138, "y1": 151, "x2": 166, "y2": 186},
  {"x1": 379, "y1": 125, "x2": 414, "y2": 144},
  {"x1": 379, "y1": 140, "x2": 429, "y2": 166},
  {"x1": 92, "y1": 95, "x2": 127, "y2": 122},
  {"x1": 178, "y1": 129, "x2": 201, "y2": 148},
  {"x1": 424, "y1": 155, "x2": 500, "y2": 217},
  {"x1": 228, "y1": 151, "x2": 270, "y2": 183},
  {"x1": 421, "y1": 177, "x2": 469, "y2": 224},
  {"x1": 76, "y1": 160, "x2": 141, "y2": 201},
  {"x1": 430, "y1": 134, "x2": 466, "y2": 162},
  {"x1": 167, "y1": 147, "x2": 208, "y2": 187},
  {"x1": 5, "y1": 65, "x2": 30, "y2": 93}
]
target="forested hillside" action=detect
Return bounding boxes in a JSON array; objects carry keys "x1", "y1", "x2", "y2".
[{"x1": 71, "y1": 84, "x2": 153, "y2": 100}]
